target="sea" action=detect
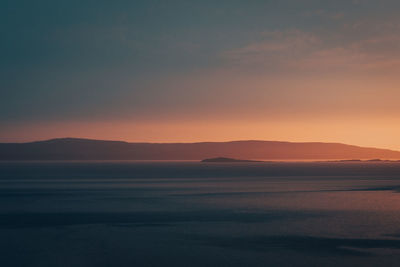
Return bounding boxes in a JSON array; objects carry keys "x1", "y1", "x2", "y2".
[{"x1": 1, "y1": 161, "x2": 400, "y2": 267}]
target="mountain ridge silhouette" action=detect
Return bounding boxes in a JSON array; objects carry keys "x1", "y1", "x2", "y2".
[{"x1": 1, "y1": 137, "x2": 400, "y2": 160}]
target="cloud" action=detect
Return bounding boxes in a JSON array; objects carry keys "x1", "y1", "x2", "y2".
[
  {"x1": 222, "y1": 28, "x2": 400, "y2": 74},
  {"x1": 302, "y1": 9, "x2": 345, "y2": 20},
  {"x1": 222, "y1": 30, "x2": 320, "y2": 68}
]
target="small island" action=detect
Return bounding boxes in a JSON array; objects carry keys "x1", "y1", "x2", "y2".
[
  {"x1": 201, "y1": 157, "x2": 262, "y2": 163},
  {"x1": 325, "y1": 159, "x2": 400, "y2": 163}
]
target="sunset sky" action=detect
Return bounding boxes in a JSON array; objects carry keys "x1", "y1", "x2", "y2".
[{"x1": 2, "y1": 0, "x2": 400, "y2": 149}]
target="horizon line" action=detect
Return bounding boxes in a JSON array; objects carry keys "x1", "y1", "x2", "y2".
[{"x1": 2, "y1": 136, "x2": 400, "y2": 153}]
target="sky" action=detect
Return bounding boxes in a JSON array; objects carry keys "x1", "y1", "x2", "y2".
[{"x1": 1, "y1": 0, "x2": 400, "y2": 149}]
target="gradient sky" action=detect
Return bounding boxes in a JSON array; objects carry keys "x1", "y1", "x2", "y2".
[{"x1": 1, "y1": 0, "x2": 400, "y2": 149}]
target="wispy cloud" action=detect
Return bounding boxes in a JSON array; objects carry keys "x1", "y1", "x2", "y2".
[
  {"x1": 222, "y1": 27, "x2": 400, "y2": 74},
  {"x1": 302, "y1": 9, "x2": 345, "y2": 20},
  {"x1": 222, "y1": 30, "x2": 320, "y2": 67}
]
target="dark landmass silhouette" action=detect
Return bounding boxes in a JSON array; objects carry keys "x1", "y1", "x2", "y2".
[
  {"x1": 201, "y1": 157, "x2": 262, "y2": 163},
  {"x1": 326, "y1": 159, "x2": 400, "y2": 163},
  {"x1": 1, "y1": 137, "x2": 400, "y2": 160}
]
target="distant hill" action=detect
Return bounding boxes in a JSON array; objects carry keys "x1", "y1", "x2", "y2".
[
  {"x1": 1, "y1": 138, "x2": 400, "y2": 160},
  {"x1": 201, "y1": 157, "x2": 262, "y2": 163}
]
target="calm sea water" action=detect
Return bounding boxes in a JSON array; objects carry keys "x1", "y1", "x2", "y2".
[{"x1": 1, "y1": 161, "x2": 400, "y2": 267}]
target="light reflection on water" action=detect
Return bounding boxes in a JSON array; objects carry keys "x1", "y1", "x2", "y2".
[{"x1": 1, "y1": 161, "x2": 400, "y2": 267}]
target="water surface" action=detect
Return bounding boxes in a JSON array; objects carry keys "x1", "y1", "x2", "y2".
[{"x1": 1, "y1": 161, "x2": 400, "y2": 266}]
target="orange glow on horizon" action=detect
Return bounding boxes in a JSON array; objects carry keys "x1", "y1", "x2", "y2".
[{"x1": 2, "y1": 116, "x2": 400, "y2": 151}]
